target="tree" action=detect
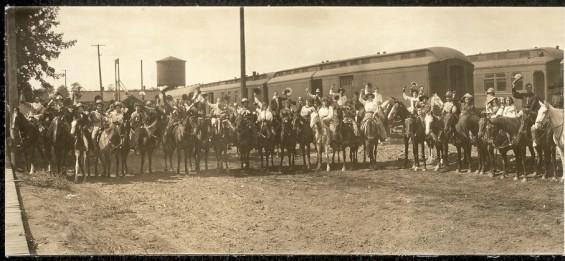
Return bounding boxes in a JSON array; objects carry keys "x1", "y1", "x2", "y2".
[
  {"x1": 14, "y1": 7, "x2": 76, "y2": 101},
  {"x1": 70, "y1": 82, "x2": 82, "y2": 93},
  {"x1": 56, "y1": 85, "x2": 69, "y2": 99}
]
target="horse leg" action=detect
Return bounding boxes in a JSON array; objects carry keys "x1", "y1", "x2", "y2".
[
  {"x1": 520, "y1": 147, "x2": 527, "y2": 182},
  {"x1": 341, "y1": 146, "x2": 346, "y2": 171},
  {"x1": 148, "y1": 149, "x2": 153, "y2": 174},
  {"x1": 500, "y1": 150, "x2": 508, "y2": 179},
  {"x1": 528, "y1": 144, "x2": 536, "y2": 164},
  {"x1": 404, "y1": 137, "x2": 410, "y2": 168},
  {"x1": 536, "y1": 146, "x2": 544, "y2": 178},
  {"x1": 325, "y1": 146, "x2": 331, "y2": 172},
  {"x1": 73, "y1": 150, "x2": 80, "y2": 183},
  {"x1": 435, "y1": 143, "x2": 441, "y2": 171},
  {"x1": 412, "y1": 139, "x2": 418, "y2": 171},
  {"x1": 456, "y1": 145, "x2": 462, "y2": 173}
]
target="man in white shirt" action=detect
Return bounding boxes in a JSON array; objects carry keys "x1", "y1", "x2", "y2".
[
  {"x1": 329, "y1": 87, "x2": 348, "y2": 107},
  {"x1": 107, "y1": 101, "x2": 125, "y2": 125}
]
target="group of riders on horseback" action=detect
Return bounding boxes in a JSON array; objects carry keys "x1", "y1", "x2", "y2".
[{"x1": 8, "y1": 73, "x2": 564, "y2": 183}]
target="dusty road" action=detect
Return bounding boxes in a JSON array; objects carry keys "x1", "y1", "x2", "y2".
[{"x1": 15, "y1": 144, "x2": 564, "y2": 255}]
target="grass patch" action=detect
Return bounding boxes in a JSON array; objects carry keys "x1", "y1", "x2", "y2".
[{"x1": 23, "y1": 173, "x2": 72, "y2": 191}]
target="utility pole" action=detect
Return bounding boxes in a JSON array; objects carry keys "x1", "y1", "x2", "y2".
[
  {"x1": 114, "y1": 58, "x2": 120, "y2": 101},
  {"x1": 92, "y1": 44, "x2": 105, "y2": 100},
  {"x1": 141, "y1": 59, "x2": 144, "y2": 91},
  {"x1": 239, "y1": 6, "x2": 247, "y2": 100}
]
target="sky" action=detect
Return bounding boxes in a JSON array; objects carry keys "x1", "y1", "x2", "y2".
[{"x1": 40, "y1": 7, "x2": 565, "y2": 91}]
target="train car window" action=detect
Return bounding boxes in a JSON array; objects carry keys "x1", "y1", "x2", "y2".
[
  {"x1": 537, "y1": 50, "x2": 545, "y2": 57},
  {"x1": 512, "y1": 72, "x2": 523, "y2": 90},
  {"x1": 339, "y1": 76, "x2": 354, "y2": 92},
  {"x1": 519, "y1": 51, "x2": 529, "y2": 58},
  {"x1": 496, "y1": 78, "x2": 507, "y2": 91},
  {"x1": 484, "y1": 73, "x2": 495, "y2": 91}
]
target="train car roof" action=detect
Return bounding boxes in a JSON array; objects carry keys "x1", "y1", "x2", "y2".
[
  {"x1": 468, "y1": 47, "x2": 563, "y2": 68},
  {"x1": 312, "y1": 57, "x2": 434, "y2": 78},
  {"x1": 270, "y1": 46, "x2": 470, "y2": 80}
]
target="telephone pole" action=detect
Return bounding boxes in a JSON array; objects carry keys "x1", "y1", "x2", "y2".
[
  {"x1": 141, "y1": 60, "x2": 144, "y2": 91},
  {"x1": 239, "y1": 6, "x2": 247, "y2": 100},
  {"x1": 92, "y1": 44, "x2": 105, "y2": 100}
]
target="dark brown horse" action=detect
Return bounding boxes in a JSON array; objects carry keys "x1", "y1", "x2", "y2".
[
  {"x1": 477, "y1": 115, "x2": 497, "y2": 176},
  {"x1": 135, "y1": 115, "x2": 165, "y2": 175},
  {"x1": 386, "y1": 100, "x2": 412, "y2": 168},
  {"x1": 97, "y1": 121, "x2": 122, "y2": 177},
  {"x1": 11, "y1": 109, "x2": 51, "y2": 174},
  {"x1": 454, "y1": 111, "x2": 479, "y2": 173},
  {"x1": 442, "y1": 112, "x2": 466, "y2": 172},
  {"x1": 162, "y1": 116, "x2": 177, "y2": 172},
  {"x1": 405, "y1": 116, "x2": 426, "y2": 171},
  {"x1": 236, "y1": 115, "x2": 256, "y2": 169},
  {"x1": 487, "y1": 116, "x2": 528, "y2": 181},
  {"x1": 47, "y1": 111, "x2": 73, "y2": 176},
  {"x1": 279, "y1": 114, "x2": 296, "y2": 169},
  {"x1": 212, "y1": 117, "x2": 233, "y2": 171},
  {"x1": 293, "y1": 116, "x2": 313, "y2": 169},
  {"x1": 190, "y1": 116, "x2": 211, "y2": 172}
]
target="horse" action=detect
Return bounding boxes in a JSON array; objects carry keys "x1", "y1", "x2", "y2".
[
  {"x1": 405, "y1": 115, "x2": 426, "y2": 171},
  {"x1": 279, "y1": 114, "x2": 296, "y2": 169},
  {"x1": 257, "y1": 120, "x2": 276, "y2": 169},
  {"x1": 423, "y1": 112, "x2": 445, "y2": 171},
  {"x1": 116, "y1": 119, "x2": 131, "y2": 176},
  {"x1": 293, "y1": 115, "x2": 315, "y2": 169},
  {"x1": 189, "y1": 116, "x2": 211, "y2": 172},
  {"x1": 330, "y1": 108, "x2": 346, "y2": 171},
  {"x1": 386, "y1": 100, "x2": 412, "y2": 168},
  {"x1": 532, "y1": 118, "x2": 558, "y2": 180},
  {"x1": 477, "y1": 114, "x2": 497, "y2": 177},
  {"x1": 340, "y1": 106, "x2": 362, "y2": 168},
  {"x1": 211, "y1": 116, "x2": 233, "y2": 171},
  {"x1": 487, "y1": 116, "x2": 529, "y2": 181},
  {"x1": 97, "y1": 120, "x2": 122, "y2": 177},
  {"x1": 454, "y1": 111, "x2": 479, "y2": 173},
  {"x1": 46, "y1": 111, "x2": 73, "y2": 176},
  {"x1": 10, "y1": 109, "x2": 50, "y2": 174},
  {"x1": 236, "y1": 115, "x2": 255, "y2": 169},
  {"x1": 311, "y1": 112, "x2": 331, "y2": 171},
  {"x1": 70, "y1": 114, "x2": 92, "y2": 183},
  {"x1": 535, "y1": 101, "x2": 564, "y2": 181},
  {"x1": 134, "y1": 115, "x2": 164, "y2": 175},
  {"x1": 442, "y1": 112, "x2": 465, "y2": 172},
  {"x1": 162, "y1": 116, "x2": 177, "y2": 172}
]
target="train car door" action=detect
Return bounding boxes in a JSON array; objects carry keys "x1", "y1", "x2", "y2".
[
  {"x1": 449, "y1": 65, "x2": 464, "y2": 95},
  {"x1": 533, "y1": 71, "x2": 546, "y2": 100},
  {"x1": 311, "y1": 79, "x2": 323, "y2": 95}
]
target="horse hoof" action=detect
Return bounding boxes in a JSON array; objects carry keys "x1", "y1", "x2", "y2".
[
  {"x1": 341, "y1": 166, "x2": 346, "y2": 172},
  {"x1": 542, "y1": 175, "x2": 547, "y2": 180},
  {"x1": 513, "y1": 176, "x2": 518, "y2": 181},
  {"x1": 500, "y1": 175, "x2": 505, "y2": 179},
  {"x1": 488, "y1": 173, "x2": 494, "y2": 178},
  {"x1": 434, "y1": 166, "x2": 440, "y2": 172},
  {"x1": 521, "y1": 177, "x2": 527, "y2": 183}
]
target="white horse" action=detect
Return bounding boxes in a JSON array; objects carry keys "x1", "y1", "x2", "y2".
[
  {"x1": 310, "y1": 112, "x2": 331, "y2": 172},
  {"x1": 535, "y1": 101, "x2": 564, "y2": 182}
]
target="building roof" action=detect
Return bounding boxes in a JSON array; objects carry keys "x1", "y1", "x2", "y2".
[
  {"x1": 156, "y1": 56, "x2": 186, "y2": 62},
  {"x1": 77, "y1": 90, "x2": 160, "y2": 103}
]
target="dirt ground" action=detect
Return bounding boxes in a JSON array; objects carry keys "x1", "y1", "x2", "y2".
[{"x1": 15, "y1": 144, "x2": 564, "y2": 255}]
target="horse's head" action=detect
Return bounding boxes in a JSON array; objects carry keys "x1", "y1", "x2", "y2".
[
  {"x1": 423, "y1": 112, "x2": 435, "y2": 136},
  {"x1": 534, "y1": 101, "x2": 548, "y2": 129},
  {"x1": 478, "y1": 114, "x2": 493, "y2": 142},
  {"x1": 443, "y1": 112, "x2": 458, "y2": 135}
]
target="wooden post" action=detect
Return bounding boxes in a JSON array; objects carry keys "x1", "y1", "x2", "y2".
[{"x1": 6, "y1": 8, "x2": 19, "y2": 170}]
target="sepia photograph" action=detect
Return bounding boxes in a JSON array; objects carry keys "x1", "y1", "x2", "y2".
[{"x1": 4, "y1": 6, "x2": 564, "y2": 255}]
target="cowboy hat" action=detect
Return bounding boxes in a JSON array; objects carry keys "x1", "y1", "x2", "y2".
[
  {"x1": 365, "y1": 92, "x2": 375, "y2": 99},
  {"x1": 54, "y1": 94, "x2": 64, "y2": 101},
  {"x1": 463, "y1": 93, "x2": 473, "y2": 99},
  {"x1": 418, "y1": 95, "x2": 429, "y2": 101},
  {"x1": 338, "y1": 87, "x2": 345, "y2": 93},
  {"x1": 114, "y1": 101, "x2": 123, "y2": 107},
  {"x1": 445, "y1": 90, "x2": 453, "y2": 97},
  {"x1": 513, "y1": 73, "x2": 523, "y2": 81},
  {"x1": 241, "y1": 98, "x2": 249, "y2": 103},
  {"x1": 315, "y1": 88, "x2": 321, "y2": 93},
  {"x1": 486, "y1": 88, "x2": 495, "y2": 94},
  {"x1": 74, "y1": 102, "x2": 84, "y2": 108}
]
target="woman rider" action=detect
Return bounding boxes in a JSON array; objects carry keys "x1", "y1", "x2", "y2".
[{"x1": 359, "y1": 87, "x2": 388, "y2": 142}]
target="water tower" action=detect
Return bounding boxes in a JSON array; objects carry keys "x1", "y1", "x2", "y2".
[{"x1": 156, "y1": 56, "x2": 186, "y2": 90}]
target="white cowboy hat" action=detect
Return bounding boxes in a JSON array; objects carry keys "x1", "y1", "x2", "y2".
[
  {"x1": 241, "y1": 98, "x2": 249, "y2": 103},
  {"x1": 114, "y1": 101, "x2": 123, "y2": 107},
  {"x1": 486, "y1": 87, "x2": 495, "y2": 94},
  {"x1": 513, "y1": 73, "x2": 523, "y2": 81},
  {"x1": 463, "y1": 93, "x2": 473, "y2": 99}
]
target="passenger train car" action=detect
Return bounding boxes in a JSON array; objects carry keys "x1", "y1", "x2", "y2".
[
  {"x1": 168, "y1": 46, "x2": 563, "y2": 109},
  {"x1": 469, "y1": 47, "x2": 564, "y2": 108}
]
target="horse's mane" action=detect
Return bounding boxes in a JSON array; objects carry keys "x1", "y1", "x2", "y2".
[{"x1": 489, "y1": 117, "x2": 521, "y2": 135}]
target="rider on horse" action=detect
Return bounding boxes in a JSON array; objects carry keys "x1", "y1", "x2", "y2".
[
  {"x1": 90, "y1": 97, "x2": 106, "y2": 144},
  {"x1": 402, "y1": 84, "x2": 420, "y2": 115},
  {"x1": 441, "y1": 90, "x2": 459, "y2": 115},
  {"x1": 208, "y1": 96, "x2": 235, "y2": 131},
  {"x1": 329, "y1": 85, "x2": 348, "y2": 107},
  {"x1": 360, "y1": 85, "x2": 388, "y2": 142},
  {"x1": 254, "y1": 94, "x2": 274, "y2": 123},
  {"x1": 130, "y1": 102, "x2": 147, "y2": 153},
  {"x1": 512, "y1": 74, "x2": 543, "y2": 147}
]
